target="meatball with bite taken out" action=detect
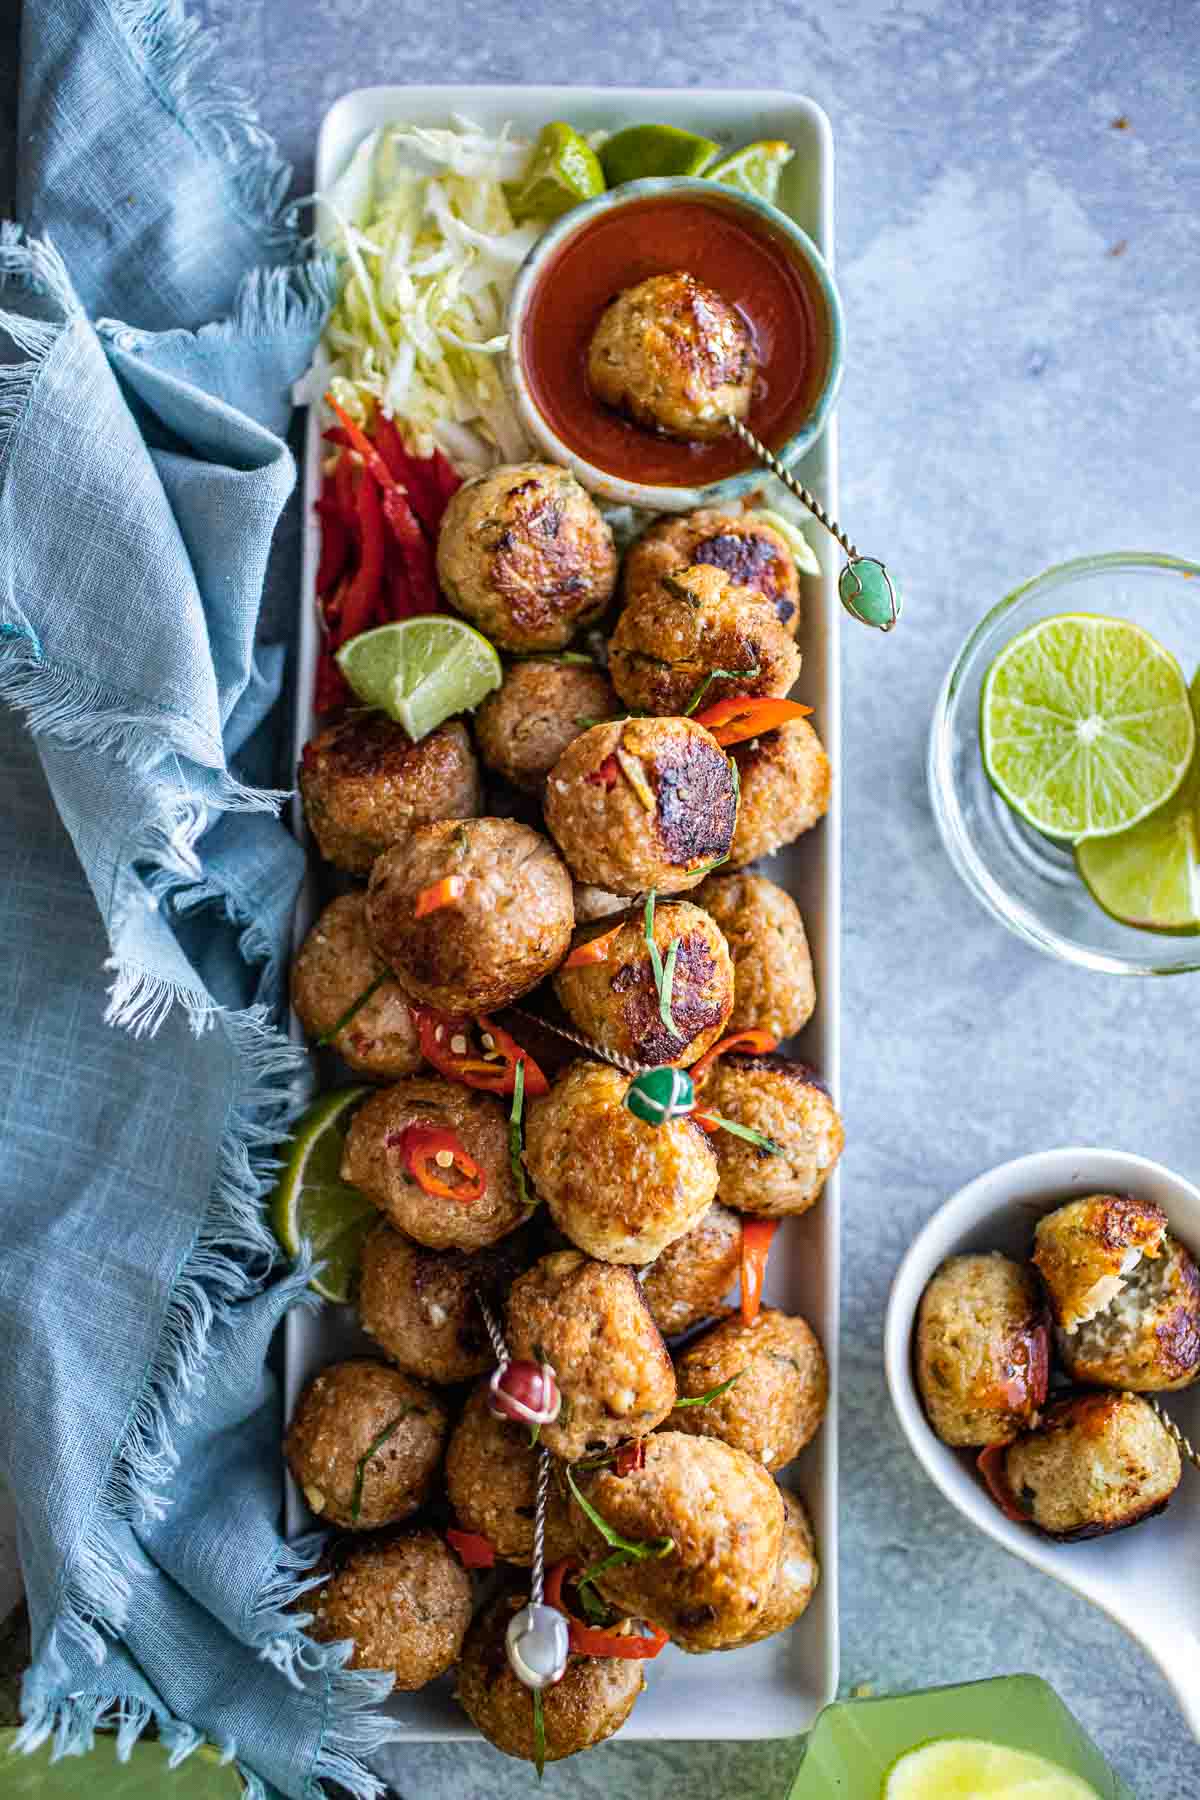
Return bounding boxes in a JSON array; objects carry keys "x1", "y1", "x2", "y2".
[
  {"x1": 306, "y1": 1530, "x2": 471, "y2": 1689},
  {"x1": 290, "y1": 893, "x2": 422, "y2": 1078},
  {"x1": 1056, "y1": 1230, "x2": 1200, "y2": 1393},
  {"x1": 587, "y1": 271, "x2": 756, "y2": 442},
  {"x1": 639, "y1": 1200, "x2": 742, "y2": 1336},
  {"x1": 366, "y1": 817, "x2": 573, "y2": 1015},
  {"x1": 544, "y1": 716, "x2": 738, "y2": 896},
  {"x1": 444, "y1": 1379, "x2": 578, "y2": 1567},
  {"x1": 726, "y1": 716, "x2": 831, "y2": 868},
  {"x1": 436, "y1": 461, "x2": 617, "y2": 653},
  {"x1": 1033, "y1": 1193, "x2": 1168, "y2": 1336},
  {"x1": 624, "y1": 507, "x2": 802, "y2": 635},
  {"x1": 284, "y1": 1359, "x2": 447, "y2": 1530},
  {"x1": 718, "y1": 1489, "x2": 819, "y2": 1649},
  {"x1": 995, "y1": 1389, "x2": 1181, "y2": 1540},
  {"x1": 696, "y1": 1051, "x2": 844, "y2": 1218},
  {"x1": 474, "y1": 658, "x2": 617, "y2": 792},
  {"x1": 669, "y1": 1307, "x2": 828, "y2": 1471},
  {"x1": 916, "y1": 1252, "x2": 1051, "y2": 1448},
  {"x1": 608, "y1": 562, "x2": 800, "y2": 719},
  {"x1": 694, "y1": 870, "x2": 815, "y2": 1040},
  {"x1": 298, "y1": 713, "x2": 480, "y2": 875}
]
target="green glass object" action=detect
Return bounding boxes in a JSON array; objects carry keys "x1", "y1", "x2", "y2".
[
  {"x1": 624, "y1": 1065, "x2": 695, "y2": 1125},
  {"x1": 787, "y1": 1677, "x2": 1134, "y2": 1798},
  {"x1": 839, "y1": 556, "x2": 901, "y2": 630},
  {"x1": 0, "y1": 1731, "x2": 244, "y2": 1797}
]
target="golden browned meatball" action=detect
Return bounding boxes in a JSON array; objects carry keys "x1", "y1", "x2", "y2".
[
  {"x1": 694, "y1": 871, "x2": 815, "y2": 1040},
  {"x1": 342, "y1": 1077, "x2": 526, "y2": 1252},
  {"x1": 524, "y1": 1061, "x2": 718, "y2": 1263},
  {"x1": 999, "y1": 1391, "x2": 1181, "y2": 1540},
  {"x1": 284, "y1": 1360, "x2": 447, "y2": 1530},
  {"x1": 697, "y1": 1052, "x2": 843, "y2": 1217},
  {"x1": 290, "y1": 893, "x2": 422, "y2": 1078},
  {"x1": 640, "y1": 1201, "x2": 742, "y2": 1336},
  {"x1": 915, "y1": 1253, "x2": 1050, "y2": 1449},
  {"x1": 1033, "y1": 1194, "x2": 1168, "y2": 1335},
  {"x1": 573, "y1": 881, "x2": 627, "y2": 922},
  {"x1": 608, "y1": 563, "x2": 800, "y2": 718},
  {"x1": 587, "y1": 271, "x2": 755, "y2": 442},
  {"x1": 436, "y1": 462, "x2": 617, "y2": 653},
  {"x1": 570, "y1": 1432, "x2": 784, "y2": 1651},
  {"x1": 298, "y1": 714, "x2": 480, "y2": 875},
  {"x1": 1057, "y1": 1232, "x2": 1200, "y2": 1393},
  {"x1": 356, "y1": 1220, "x2": 535, "y2": 1385},
  {"x1": 505, "y1": 1251, "x2": 676, "y2": 1460},
  {"x1": 306, "y1": 1531, "x2": 471, "y2": 1689},
  {"x1": 554, "y1": 901, "x2": 733, "y2": 1068},
  {"x1": 444, "y1": 1381, "x2": 578, "y2": 1566},
  {"x1": 456, "y1": 1589, "x2": 644, "y2": 1762},
  {"x1": 669, "y1": 1308, "x2": 828, "y2": 1470},
  {"x1": 726, "y1": 718, "x2": 831, "y2": 868},
  {"x1": 544, "y1": 717, "x2": 738, "y2": 895},
  {"x1": 366, "y1": 817, "x2": 574, "y2": 1014},
  {"x1": 474, "y1": 659, "x2": 617, "y2": 792},
  {"x1": 718, "y1": 1489, "x2": 819, "y2": 1649},
  {"x1": 624, "y1": 508, "x2": 802, "y2": 634}
]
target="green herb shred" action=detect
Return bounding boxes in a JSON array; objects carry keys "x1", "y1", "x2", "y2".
[
  {"x1": 684, "y1": 666, "x2": 760, "y2": 716},
  {"x1": 349, "y1": 1408, "x2": 416, "y2": 1521},
  {"x1": 508, "y1": 1058, "x2": 536, "y2": 1211},
  {"x1": 565, "y1": 1463, "x2": 674, "y2": 1561},
  {"x1": 705, "y1": 1113, "x2": 784, "y2": 1155},
  {"x1": 315, "y1": 968, "x2": 391, "y2": 1045},
  {"x1": 673, "y1": 1369, "x2": 746, "y2": 1408},
  {"x1": 532, "y1": 1686, "x2": 546, "y2": 1780}
]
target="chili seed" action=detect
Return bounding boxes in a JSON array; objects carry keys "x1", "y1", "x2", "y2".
[
  {"x1": 450, "y1": 1034, "x2": 468, "y2": 1055},
  {"x1": 434, "y1": 1149, "x2": 456, "y2": 1169}
]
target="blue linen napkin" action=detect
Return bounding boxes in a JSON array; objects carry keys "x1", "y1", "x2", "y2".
[{"x1": 0, "y1": 3, "x2": 406, "y2": 1794}]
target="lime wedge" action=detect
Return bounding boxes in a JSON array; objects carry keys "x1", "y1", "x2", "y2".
[
  {"x1": 336, "y1": 616, "x2": 502, "y2": 740},
  {"x1": 508, "y1": 122, "x2": 605, "y2": 221},
  {"x1": 272, "y1": 1087, "x2": 375, "y2": 1303},
  {"x1": 883, "y1": 1737, "x2": 1100, "y2": 1799},
  {"x1": 1076, "y1": 669, "x2": 1200, "y2": 933},
  {"x1": 599, "y1": 123, "x2": 720, "y2": 186},
  {"x1": 707, "y1": 140, "x2": 795, "y2": 202},
  {"x1": 980, "y1": 613, "x2": 1195, "y2": 841}
]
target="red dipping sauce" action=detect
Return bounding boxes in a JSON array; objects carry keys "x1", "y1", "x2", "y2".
[{"x1": 520, "y1": 194, "x2": 830, "y2": 488}]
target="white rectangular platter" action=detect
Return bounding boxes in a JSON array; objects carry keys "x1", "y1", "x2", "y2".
[{"x1": 287, "y1": 83, "x2": 841, "y2": 1743}]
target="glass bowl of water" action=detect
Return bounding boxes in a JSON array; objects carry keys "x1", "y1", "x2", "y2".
[{"x1": 929, "y1": 551, "x2": 1200, "y2": 976}]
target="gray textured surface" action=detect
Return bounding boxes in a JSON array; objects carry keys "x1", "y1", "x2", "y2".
[{"x1": 8, "y1": 0, "x2": 1200, "y2": 1793}]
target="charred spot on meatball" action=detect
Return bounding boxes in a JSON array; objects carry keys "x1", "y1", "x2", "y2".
[
  {"x1": 653, "y1": 726, "x2": 739, "y2": 866},
  {"x1": 623, "y1": 509, "x2": 801, "y2": 636},
  {"x1": 298, "y1": 713, "x2": 480, "y2": 875}
]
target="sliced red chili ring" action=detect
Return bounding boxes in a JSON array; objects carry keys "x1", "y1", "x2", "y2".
[
  {"x1": 392, "y1": 1124, "x2": 486, "y2": 1202},
  {"x1": 543, "y1": 1559, "x2": 668, "y2": 1661},
  {"x1": 416, "y1": 1008, "x2": 550, "y2": 1098}
]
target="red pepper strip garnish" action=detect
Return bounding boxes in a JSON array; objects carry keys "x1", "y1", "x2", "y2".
[
  {"x1": 397, "y1": 528, "x2": 441, "y2": 615},
  {"x1": 740, "y1": 1218, "x2": 778, "y2": 1325},
  {"x1": 615, "y1": 1439, "x2": 646, "y2": 1477},
  {"x1": 372, "y1": 415, "x2": 444, "y2": 537},
  {"x1": 693, "y1": 696, "x2": 813, "y2": 748},
  {"x1": 414, "y1": 874, "x2": 466, "y2": 918},
  {"x1": 314, "y1": 489, "x2": 350, "y2": 595},
  {"x1": 563, "y1": 922, "x2": 624, "y2": 969},
  {"x1": 430, "y1": 448, "x2": 463, "y2": 509},
  {"x1": 544, "y1": 1560, "x2": 668, "y2": 1661},
  {"x1": 977, "y1": 1446, "x2": 1027, "y2": 1524},
  {"x1": 325, "y1": 393, "x2": 397, "y2": 491},
  {"x1": 415, "y1": 1008, "x2": 550, "y2": 1098},
  {"x1": 334, "y1": 449, "x2": 359, "y2": 529},
  {"x1": 339, "y1": 468, "x2": 386, "y2": 642},
  {"x1": 446, "y1": 1528, "x2": 496, "y2": 1568},
  {"x1": 394, "y1": 1124, "x2": 486, "y2": 1202},
  {"x1": 478, "y1": 1018, "x2": 550, "y2": 1098},
  {"x1": 586, "y1": 753, "x2": 620, "y2": 789},
  {"x1": 689, "y1": 1029, "x2": 780, "y2": 1085}
]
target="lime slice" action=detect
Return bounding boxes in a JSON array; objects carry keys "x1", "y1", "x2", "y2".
[
  {"x1": 599, "y1": 123, "x2": 720, "y2": 186},
  {"x1": 336, "y1": 616, "x2": 502, "y2": 741},
  {"x1": 883, "y1": 1737, "x2": 1100, "y2": 1799},
  {"x1": 707, "y1": 140, "x2": 795, "y2": 202},
  {"x1": 1076, "y1": 669, "x2": 1200, "y2": 933},
  {"x1": 508, "y1": 122, "x2": 605, "y2": 221},
  {"x1": 980, "y1": 613, "x2": 1195, "y2": 841},
  {"x1": 272, "y1": 1086, "x2": 375, "y2": 1303}
]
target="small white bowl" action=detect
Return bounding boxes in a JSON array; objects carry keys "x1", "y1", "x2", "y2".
[{"x1": 885, "y1": 1147, "x2": 1200, "y2": 1740}]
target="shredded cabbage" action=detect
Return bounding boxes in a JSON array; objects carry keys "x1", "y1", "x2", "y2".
[{"x1": 313, "y1": 117, "x2": 543, "y2": 472}]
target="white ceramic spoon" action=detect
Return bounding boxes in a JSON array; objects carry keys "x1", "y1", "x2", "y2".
[{"x1": 885, "y1": 1146, "x2": 1200, "y2": 1740}]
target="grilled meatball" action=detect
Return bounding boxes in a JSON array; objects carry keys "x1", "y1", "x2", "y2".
[
  {"x1": 697, "y1": 1052, "x2": 843, "y2": 1217},
  {"x1": 915, "y1": 1253, "x2": 1051, "y2": 1448},
  {"x1": 573, "y1": 881, "x2": 627, "y2": 923},
  {"x1": 608, "y1": 563, "x2": 800, "y2": 718},
  {"x1": 1033, "y1": 1194, "x2": 1168, "y2": 1335},
  {"x1": 290, "y1": 893, "x2": 422, "y2": 1078},
  {"x1": 999, "y1": 1391, "x2": 1181, "y2": 1540},
  {"x1": 624, "y1": 508, "x2": 801, "y2": 634},
  {"x1": 474, "y1": 659, "x2": 617, "y2": 792},
  {"x1": 342, "y1": 1077, "x2": 525, "y2": 1252},
  {"x1": 1057, "y1": 1231, "x2": 1200, "y2": 1393},
  {"x1": 694, "y1": 871, "x2": 815, "y2": 1040},
  {"x1": 587, "y1": 271, "x2": 755, "y2": 442},
  {"x1": 726, "y1": 718, "x2": 830, "y2": 868},
  {"x1": 640, "y1": 1201, "x2": 742, "y2": 1336},
  {"x1": 544, "y1": 717, "x2": 737, "y2": 896},
  {"x1": 505, "y1": 1251, "x2": 676, "y2": 1460},
  {"x1": 554, "y1": 901, "x2": 734, "y2": 1068},
  {"x1": 457, "y1": 1589, "x2": 644, "y2": 1763},
  {"x1": 285, "y1": 1360, "x2": 447, "y2": 1530},
  {"x1": 719, "y1": 1490, "x2": 819, "y2": 1649},
  {"x1": 570, "y1": 1432, "x2": 784, "y2": 1651},
  {"x1": 356, "y1": 1220, "x2": 535, "y2": 1385},
  {"x1": 436, "y1": 462, "x2": 617, "y2": 653},
  {"x1": 445, "y1": 1381, "x2": 578, "y2": 1566},
  {"x1": 366, "y1": 817, "x2": 573, "y2": 1014},
  {"x1": 670, "y1": 1309, "x2": 828, "y2": 1470},
  {"x1": 524, "y1": 1060, "x2": 718, "y2": 1263},
  {"x1": 298, "y1": 714, "x2": 480, "y2": 875},
  {"x1": 307, "y1": 1531, "x2": 471, "y2": 1689}
]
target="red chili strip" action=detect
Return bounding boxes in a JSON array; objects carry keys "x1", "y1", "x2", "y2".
[
  {"x1": 446, "y1": 1528, "x2": 496, "y2": 1569},
  {"x1": 586, "y1": 753, "x2": 620, "y2": 789},
  {"x1": 543, "y1": 1559, "x2": 668, "y2": 1661},
  {"x1": 740, "y1": 1218, "x2": 777, "y2": 1325},
  {"x1": 693, "y1": 696, "x2": 813, "y2": 748},
  {"x1": 977, "y1": 1445, "x2": 1027, "y2": 1525},
  {"x1": 414, "y1": 875, "x2": 466, "y2": 918},
  {"x1": 689, "y1": 1029, "x2": 780, "y2": 1085}
]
